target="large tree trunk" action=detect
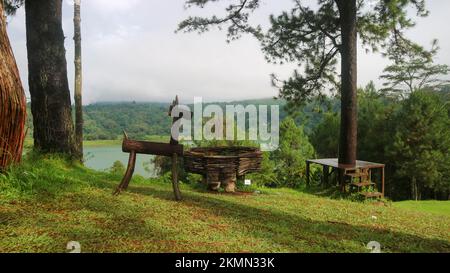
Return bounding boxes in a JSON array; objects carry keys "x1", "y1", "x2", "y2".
[
  {"x1": 74, "y1": 0, "x2": 83, "y2": 161},
  {"x1": 25, "y1": 0, "x2": 75, "y2": 155},
  {"x1": 0, "y1": 2, "x2": 27, "y2": 170},
  {"x1": 336, "y1": 0, "x2": 358, "y2": 166}
]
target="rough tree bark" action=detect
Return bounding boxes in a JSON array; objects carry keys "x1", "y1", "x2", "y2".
[
  {"x1": 336, "y1": 0, "x2": 358, "y2": 166},
  {"x1": 25, "y1": 0, "x2": 75, "y2": 155},
  {"x1": 74, "y1": 0, "x2": 83, "y2": 161},
  {"x1": 0, "y1": 1, "x2": 27, "y2": 170}
]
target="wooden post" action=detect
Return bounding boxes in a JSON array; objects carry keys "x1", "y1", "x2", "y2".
[
  {"x1": 323, "y1": 166, "x2": 330, "y2": 186},
  {"x1": 172, "y1": 153, "x2": 182, "y2": 201},
  {"x1": 306, "y1": 161, "x2": 310, "y2": 187},
  {"x1": 381, "y1": 166, "x2": 385, "y2": 198},
  {"x1": 169, "y1": 95, "x2": 181, "y2": 145},
  {"x1": 223, "y1": 172, "x2": 237, "y2": 193},
  {"x1": 339, "y1": 169, "x2": 346, "y2": 193},
  {"x1": 170, "y1": 96, "x2": 182, "y2": 201},
  {"x1": 207, "y1": 171, "x2": 221, "y2": 191},
  {"x1": 114, "y1": 151, "x2": 136, "y2": 195}
]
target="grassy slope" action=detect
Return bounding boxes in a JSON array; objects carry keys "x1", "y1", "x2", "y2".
[
  {"x1": 394, "y1": 201, "x2": 450, "y2": 216},
  {"x1": 0, "y1": 156, "x2": 449, "y2": 253}
]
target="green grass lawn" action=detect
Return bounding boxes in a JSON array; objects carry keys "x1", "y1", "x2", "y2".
[
  {"x1": 0, "y1": 155, "x2": 449, "y2": 253},
  {"x1": 393, "y1": 201, "x2": 450, "y2": 216}
]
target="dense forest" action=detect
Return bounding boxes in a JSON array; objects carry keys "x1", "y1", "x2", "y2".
[
  {"x1": 40, "y1": 84, "x2": 448, "y2": 201},
  {"x1": 24, "y1": 98, "x2": 331, "y2": 140},
  {"x1": 138, "y1": 84, "x2": 450, "y2": 202}
]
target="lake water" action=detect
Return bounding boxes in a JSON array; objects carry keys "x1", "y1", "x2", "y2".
[{"x1": 84, "y1": 145, "x2": 157, "y2": 177}]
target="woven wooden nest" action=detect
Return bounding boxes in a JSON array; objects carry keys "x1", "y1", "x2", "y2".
[
  {"x1": 184, "y1": 147, "x2": 263, "y2": 177},
  {"x1": 0, "y1": 4, "x2": 27, "y2": 170}
]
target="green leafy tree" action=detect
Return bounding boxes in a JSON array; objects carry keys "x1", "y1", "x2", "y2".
[
  {"x1": 178, "y1": 0, "x2": 429, "y2": 166},
  {"x1": 310, "y1": 112, "x2": 339, "y2": 158},
  {"x1": 271, "y1": 118, "x2": 315, "y2": 188},
  {"x1": 388, "y1": 91, "x2": 450, "y2": 200},
  {"x1": 310, "y1": 82, "x2": 394, "y2": 160},
  {"x1": 247, "y1": 152, "x2": 277, "y2": 187},
  {"x1": 357, "y1": 82, "x2": 397, "y2": 163},
  {"x1": 109, "y1": 160, "x2": 125, "y2": 176},
  {"x1": 2, "y1": 0, "x2": 23, "y2": 15},
  {"x1": 380, "y1": 40, "x2": 450, "y2": 98}
]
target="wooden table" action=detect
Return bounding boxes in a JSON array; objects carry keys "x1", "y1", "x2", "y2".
[{"x1": 306, "y1": 158, "x2": 385, "y2": 197}]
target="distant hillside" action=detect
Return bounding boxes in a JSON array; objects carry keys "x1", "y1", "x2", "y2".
[
  {"x1": 83, "y1": 102, "x2": 172, "y2": 140},
  {"x1": 25, "y1": 98, "x2": 337, "y2": 141}
]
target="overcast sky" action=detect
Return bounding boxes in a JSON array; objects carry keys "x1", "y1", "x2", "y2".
[{"x1": 5, "y1": 0, "x2": 450, "y2": 104}]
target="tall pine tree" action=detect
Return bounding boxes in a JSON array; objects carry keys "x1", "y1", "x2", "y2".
[
  {"x1": 380, "y1": 40, "x2": 449, "y2": 98},
  {"x1": 74, "y1": 0, "x2": 83, "y2": 161},
  {"x1": 4, "y1": 0, "x2": 76, "y2": 156},
  {"x1": 389, "y1": 91, "x2": 450, "y2": 200},
  {"x1": 178, "y1": 0, "x2": 429, "y2": 166}
]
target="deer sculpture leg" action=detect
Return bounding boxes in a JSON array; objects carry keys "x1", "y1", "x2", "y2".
[
  {"x1": 114, "y1": 151, "x2": 136, "y2": 195},
  {"x1": 172, "y1": 153, "x2": 182, "y2": 201}
]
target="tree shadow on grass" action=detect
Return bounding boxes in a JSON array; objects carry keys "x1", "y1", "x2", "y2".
[
  {"x1": 1, "y1": 189, "x2": 199, "y2": 252},
  {"x1": 300, "y1": 185, "x2": 356, "y2": 201},
  {"x1": 126, "y1": 184, "x2": 450, "y2": 253},
  {"x1": 6, "y1": 169, "x2": 447, "y2": 253}
]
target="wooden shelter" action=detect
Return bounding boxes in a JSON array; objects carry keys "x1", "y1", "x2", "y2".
[{"x1": 0, "y1": 3, "x2": 27, "y2": 170}]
